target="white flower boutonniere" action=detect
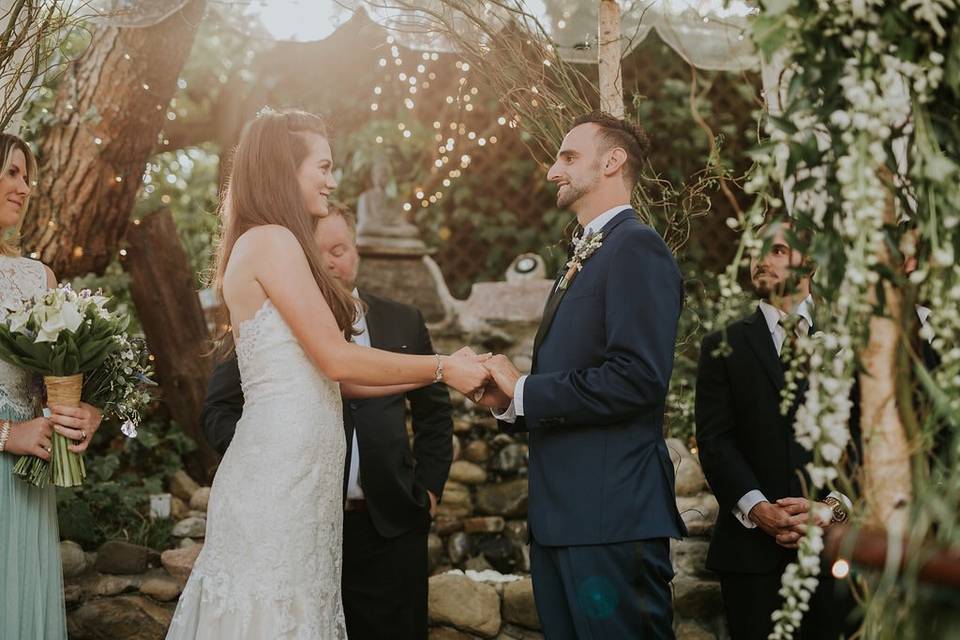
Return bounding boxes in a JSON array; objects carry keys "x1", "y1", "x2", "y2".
[{"x1": 558, "y1": 231, "x2": 603, "y2": 291}]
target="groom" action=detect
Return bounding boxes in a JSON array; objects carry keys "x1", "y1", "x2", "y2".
[
  {"x1": 202, "y1": 202, "x2": 454, "y2": 640},
  {"x1": 480, "y1": 111, "x2": 686, "y2": 638}
]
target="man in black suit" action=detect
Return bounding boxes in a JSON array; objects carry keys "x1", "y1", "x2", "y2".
[
  {"x1": 202, "y1": 203, "x2": 453, "y2": 640},
  {"x1": 696, "y1": 220, "x2": 855, "y2": 639}
]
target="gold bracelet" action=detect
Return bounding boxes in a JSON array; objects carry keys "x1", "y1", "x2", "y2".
[
  {"x1": 433, "y1": 354, "x2": 444, "y2": 383},
  {"x1": 0, "y1": 419, "x2": 11, "y2": 453}
]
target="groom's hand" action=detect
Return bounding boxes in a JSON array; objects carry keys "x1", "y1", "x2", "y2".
[
  {"x1": 483, "y1": 355, "x2": 521, "y2": 398},
  {"x1": 474, "y1": 382, "x2": 512, "y2": 410}
]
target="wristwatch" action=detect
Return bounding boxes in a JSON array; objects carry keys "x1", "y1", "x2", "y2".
[{"x1": 821, "y1": 496, "x2": 849, "y2": 524}]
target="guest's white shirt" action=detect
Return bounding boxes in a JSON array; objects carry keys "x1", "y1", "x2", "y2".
[
  {"x1": 346, "y1": 289, "x2": 368, "y2": 500},
  {"x1": 734, "y1": 295, "x2": 851, "y2": 528},
  {"x1": 494, "y1": 204, "x2": 631, "y2": 423}
]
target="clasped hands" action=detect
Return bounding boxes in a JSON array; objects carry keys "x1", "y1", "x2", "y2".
[
  {"x1": 749, "y1": 498, "x2": 835, "y2": 549},
  {"x1": 445, "y1": 347, "x2": 521, "y2": 411}
]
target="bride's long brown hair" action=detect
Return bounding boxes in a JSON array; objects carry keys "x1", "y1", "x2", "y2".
[{"x1": 213, "y1": 108, "x2": 358, "y2": 344}]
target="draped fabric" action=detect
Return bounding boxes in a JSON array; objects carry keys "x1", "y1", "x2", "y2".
[{"x1": 87, "y1": 1, "x2": 760, "y2": 71}]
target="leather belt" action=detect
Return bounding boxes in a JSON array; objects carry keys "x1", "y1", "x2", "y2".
[{"x1": 344, "y1": 498, "x2": 367, "y2": 512}]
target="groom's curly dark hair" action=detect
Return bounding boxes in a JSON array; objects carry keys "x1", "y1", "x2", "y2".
[{"x1": 572, "y1": 111, "x2": 649, "y2": 189}]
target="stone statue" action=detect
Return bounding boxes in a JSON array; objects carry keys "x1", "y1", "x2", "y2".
[{"x1": 356, "y1": 157, "x2": 423, "y2": 248}]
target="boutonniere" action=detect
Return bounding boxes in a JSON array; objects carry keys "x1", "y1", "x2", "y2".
[{"x1": 558, "y1": 231, "x2": 603, "y2": 291}]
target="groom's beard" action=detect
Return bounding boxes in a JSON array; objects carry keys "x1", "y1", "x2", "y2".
[{"x1": 556, "y1": 167, "x2": 602, "y2": 209}]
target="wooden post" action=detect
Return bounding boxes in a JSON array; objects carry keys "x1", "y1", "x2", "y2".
[
  {"x1": 125, "y1": 209, "x2": 218, "y2": 480},
  {"x1": 598, "y1": 0, "x2": 624, "y2": 117},
  {"x1": 860, "y1": 173, "x2": 912, "y2": 529}
]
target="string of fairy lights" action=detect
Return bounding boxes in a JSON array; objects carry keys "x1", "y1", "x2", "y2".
[
  {"x1": 25, "y1": 23, "x2": 551, "y2": 263},
  {"x1": 370, "y1": 35, "x2": 520, "y2": 214}
]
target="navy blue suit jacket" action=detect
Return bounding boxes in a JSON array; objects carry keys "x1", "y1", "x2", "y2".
[{"x1": 500, "y1": 209, "x2": 687, "y2": 546}]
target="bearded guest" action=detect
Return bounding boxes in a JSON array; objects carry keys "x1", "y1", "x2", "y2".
[
  {"x1": 201, "y1": 202, "x2": 453, "y2": 640},
  {"x1": 695, "y1": 219, "x2": 857, "y2": 639}
]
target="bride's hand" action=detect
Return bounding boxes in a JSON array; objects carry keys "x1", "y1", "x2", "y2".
[{"x1": 442, "y1": 353, "x2": 490, "y2": 397}]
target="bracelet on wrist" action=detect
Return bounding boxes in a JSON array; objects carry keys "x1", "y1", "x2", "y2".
[
  {"x1": 433, "y1": 354, "x2": 444, "y2": 383},
  {"x1": 0, "y1": 419, "x2": 11, "y2": 453}
]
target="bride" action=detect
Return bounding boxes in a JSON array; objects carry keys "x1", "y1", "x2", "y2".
[{"x1": 166, "y1": 109, "x2": 488, "y2": 639}]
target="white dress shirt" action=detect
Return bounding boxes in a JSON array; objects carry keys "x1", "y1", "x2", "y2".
[
  {"x1": 346, "y1": 289, "x2": 368, "y2": 500},
  {"x1": 494, "y1": 204, "x2": 631, "y2": 423},
  {"x1": 734, "y1": 295, "x2": 851, "y2": 528}
]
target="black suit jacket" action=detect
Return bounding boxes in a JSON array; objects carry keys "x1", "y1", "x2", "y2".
[
  {"x1": 695, "y1": 307, "x2": 860, "y2": 574},
  {"x1": 201, "y1": 290, "x2": 454, "y2": 539}
]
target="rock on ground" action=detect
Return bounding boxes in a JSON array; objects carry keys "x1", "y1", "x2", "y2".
[{"x1": 429, "y1": 573, "x2": 502, "y2": 638}]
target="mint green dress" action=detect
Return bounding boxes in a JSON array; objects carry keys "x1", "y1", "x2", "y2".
[{"x1": 0, "y1": 256, "x2": 67, "y2": 640}]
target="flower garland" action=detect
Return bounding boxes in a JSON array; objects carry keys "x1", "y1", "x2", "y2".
[{"x1": 730, "y1": 1, "x2": 960, "y2": 637}]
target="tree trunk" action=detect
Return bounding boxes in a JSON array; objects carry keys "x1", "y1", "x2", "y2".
[
  {"x1": 21, "y1": 0, "x2": 207, "y2": 279},
  {"x1": 860, "y1": 176, "x2": 912, "y2": 530},
  {"x1": 125, "y1": 209, "x2": 218, "y2": 480},
  {"x1": 598, "y1": 0, "x2": 624, "y2": 117}
]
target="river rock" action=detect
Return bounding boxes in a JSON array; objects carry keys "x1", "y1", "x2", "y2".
[
  {"x1": 61, "y1": 541, "x2": 93, "y2": 578},
  {"x1": 463, "y1": 516, "x2": 505, "y2": 534},
  {"x1": 491, "y1": 434, "x2": 515, "y2": 449},
  {"x1": 476, "y1": 535, "x2": 520, "y2": 574},
  {"x1": 161, "y1": 544, "x2": 202, "y2": 583},
  {"x1": 446, "y1": 531, "x2": 470, "y2": 565},
  {"x1": 169, "y1": 470, "x2": 200, "y2": 501},
  {"x1": 428, "y1": 534, "x2": 444, "y2": 572},
  {"x1": 172, "y1": 516, "x2": 206, "y2": 538},
  {"x1": 429, "y1": 627, "x2": 476, "y2": 640},
  {"x1": 452, "y1": 434, "x2": 462, "y2": 462},
  {"x1": 67, "y1": 595, "x2": 173, "y2": 640},
  {"x1": 434, "y1": 517, "x2": 464, "y2": 536},
  {"x1": 502, "y1": 578, "x2": 539, "y2": 629},
  {"x1": 674, "y1": 621, "x2": 717, "y2": 640},
  {"x1": 672, "y1": 576, "x2": 723, "y2": 620},
  {"x1": 464, "y1": 439, "x2": 491, "y2": 463},
  {"x1": 677, "y1": 493, "x2": 719, "y2": 536},
  {"x1": 668, "y1": 438, "x2": 707, "y2": 496},
  {"x1": 437, "y1": 481, "x2": 473, "y2": 519},
  {"x1": 189, "y1": 487, "x2": 211, "y2": 511},
  {"x1": 496, "y1": 623, "x2": 546, "y2": 639},
  {"x1": 170, "y1": 496, "x2": 189, "y2": 521},
  {"x1": 465, "y1": 554, "x2": 495, "y2": 572},
  {"x1": 671, "y1": 538, "x2": 713, "y2": 579},
  {"x1": 88, "y1": 574, "x2": 140, "y2": 597},
  {"x1": 95, "y1": 540, "x2": 151, "y2": 575},
  {"x1": 476, "y1": 479, "x2": 528, "y2": 518},
  {"x1": 449, "y1": 461, "x2": 488, "y2": 485},
  {"x1": 453, "y1": 417, "x2": 473, "y2": 434},
  {"x1": 428, "y1": 573, "x2": 501, "y2": 637},
  {"x1": 490, "y1": 444, "x2": 528, "y2": 475},
  {"x1": 139, "y1": 574, "x2": 182, "y2": 602},
  {"x1": 63, "y1": 584, "x2": 83, "y2": 606}
]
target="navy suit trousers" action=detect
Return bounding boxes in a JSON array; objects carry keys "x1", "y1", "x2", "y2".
[{"x1": 530, "y1": 537, "x2": 675, "y2": 639}]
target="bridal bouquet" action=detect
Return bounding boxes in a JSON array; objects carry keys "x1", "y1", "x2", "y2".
[{"x1": 0, "y1": 285, "x2": 154, "y2": 487}]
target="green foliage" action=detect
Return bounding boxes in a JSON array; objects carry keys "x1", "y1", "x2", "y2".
[
  {"x1": 134, "y1": 145, "x2": 221, "y2": 286},
  {"x1": 57, "y1": 417, "x2": 196, "y2": 550}
]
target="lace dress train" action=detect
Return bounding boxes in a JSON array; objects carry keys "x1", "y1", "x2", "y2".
[{"x1": 166, "y1": 300, "x2": 347, "y2": 639}]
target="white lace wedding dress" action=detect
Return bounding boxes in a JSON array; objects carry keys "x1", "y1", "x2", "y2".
[{"x1": 166, "y1": 300, "x2": 348, "y2": 639}]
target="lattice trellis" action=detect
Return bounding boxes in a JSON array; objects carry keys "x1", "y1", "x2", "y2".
[{"x1": 422, "y1": 32, "x2": 757, "y2": 296}]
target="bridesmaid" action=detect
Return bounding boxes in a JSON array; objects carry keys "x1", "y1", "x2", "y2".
[{"x1": 0, "y1": 133, "x2": 104, "y2": 639}]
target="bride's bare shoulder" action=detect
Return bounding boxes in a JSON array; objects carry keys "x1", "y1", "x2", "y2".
[{"x1": 233, "y1": 224, "x2": 301, "y2": 255}]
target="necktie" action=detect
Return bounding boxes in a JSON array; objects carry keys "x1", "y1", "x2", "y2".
[{"x1": 779, "y1": 316, "x2": 808, "y2": 360}]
